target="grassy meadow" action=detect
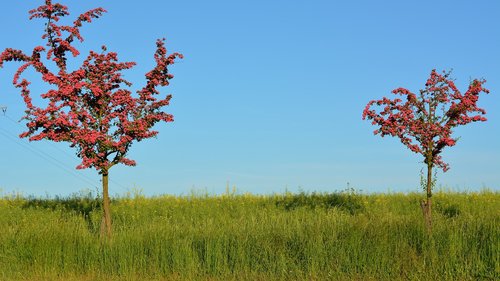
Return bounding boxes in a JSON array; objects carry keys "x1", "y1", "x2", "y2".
[{"x1": 0, "y1": 189, "x2": 498, "y2": 280}]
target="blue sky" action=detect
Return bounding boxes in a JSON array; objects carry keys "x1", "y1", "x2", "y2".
[{"x1": 0, "y1": 0, "x2": 499, "y2": 196}]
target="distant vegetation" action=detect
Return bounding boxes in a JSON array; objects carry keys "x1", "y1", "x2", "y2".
[{"x1": 0, "y1": 190, "x2": 498, "y2": 280}]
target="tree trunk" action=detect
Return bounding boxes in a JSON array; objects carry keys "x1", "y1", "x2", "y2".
[
  {"x1": 101, "y1": 170, "x2": 112, "y2": 238},
  {"x1": 420, "y1": 162, "x2": 432, "y2": 231}
]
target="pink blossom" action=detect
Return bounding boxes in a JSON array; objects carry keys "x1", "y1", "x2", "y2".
[
  {"x1": 0, "y1": 0, "x2": 182, "y2": 173},
  {"x1": 362, "y1": 69, "x2": 489, "y2": 172}
]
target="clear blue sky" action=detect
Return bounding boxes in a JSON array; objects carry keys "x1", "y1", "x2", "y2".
[{"x1": 0, "y1": 0, "x2": 499, "y2": 197}]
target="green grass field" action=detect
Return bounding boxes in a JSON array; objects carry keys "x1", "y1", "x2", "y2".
[{"x1": 0, "y1": 189, "x2": 498, "y2": 280}]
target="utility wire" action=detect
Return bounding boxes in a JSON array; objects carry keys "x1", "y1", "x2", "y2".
[
  {"x1": 1, "y1": 114, "x2": 131, "y2": 192},
  {"x1": 0, "y1": 125, "x2": 99, "y2": 189},
  {"x1": 4, "y1": 114, "x2": 78, "y2": 160}
]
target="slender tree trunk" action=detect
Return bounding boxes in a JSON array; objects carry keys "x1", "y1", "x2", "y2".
[
  {"x1": 420, "y1": 162, "x2": 433, "y2": 231},
  {"x1": 101, "y1": 169, "x2": 112, "y2": 238}
]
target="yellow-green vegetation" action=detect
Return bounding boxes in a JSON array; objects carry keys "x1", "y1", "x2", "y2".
[{"x1": 0, "y1": 190, "x2": 498, "y2": 280}]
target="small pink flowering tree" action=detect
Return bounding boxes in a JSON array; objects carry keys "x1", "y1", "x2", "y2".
[
  {"x1": 0, "y1": 0, "x2": 183, "y2": 237},
  {"x1": 362, "y1": 70, "x2": 489, "y2": 228}
]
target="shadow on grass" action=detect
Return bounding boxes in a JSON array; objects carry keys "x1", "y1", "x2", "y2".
[
  {"x1": 275, "y1": 190, "x2": 365, "y2": 215},
  {"x1": 21, "y1": 191, "x2": 103, "y2": 233}
]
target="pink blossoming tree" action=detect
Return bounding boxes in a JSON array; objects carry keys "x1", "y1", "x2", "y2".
[
  {"x1": 362, "y1": 70, "x2": 489, "y2": 229},
  {"x1": 0, "y1": 0, "x2": 183, "y2": 237}
]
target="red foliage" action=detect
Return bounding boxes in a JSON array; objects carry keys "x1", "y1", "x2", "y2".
[
  {"x1": 362, "y1": 69, "x2": 489, "y2": 172},
  {"x1": 0, "y1": 0, "x2": 183, "y2": 173}
]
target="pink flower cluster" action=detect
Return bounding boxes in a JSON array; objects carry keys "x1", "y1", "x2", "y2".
[
  {"x1": 0, "y1": 0, "x2": 182, "y2": 173},
  {"x1": 362, "y1": 69, "x2": 489, "y2": 172}
]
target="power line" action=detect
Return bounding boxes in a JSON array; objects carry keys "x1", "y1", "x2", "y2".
[
  {"x1": 4, "y1": 114, "x2": 77, "y2": 161},
  {"x1": 0, "y1": 125, "x2": 98, "y2": 189},
  {"x1": 0, "y1": 114, "x2": 131, "y2": 193}
]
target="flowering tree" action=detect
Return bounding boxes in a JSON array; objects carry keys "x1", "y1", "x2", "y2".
[
  {"x1": 0, "y1": 0, "x2": 183, "y2": 237},
  {"x1": 362, "y1": 70, "x2": 489, "y2": 228}
]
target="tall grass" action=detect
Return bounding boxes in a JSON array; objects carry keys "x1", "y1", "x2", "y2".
[{"x1": 0, "y1": 190, "x2": 498, "y2": 280}]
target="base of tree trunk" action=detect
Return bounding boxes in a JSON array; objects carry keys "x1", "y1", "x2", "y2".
[
  {"x1": 100, "y1": 171, "x2": 112, "y2": 238},
  {"x1": 420, "y1": 200, "x2": 432, "y2": 232}
]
